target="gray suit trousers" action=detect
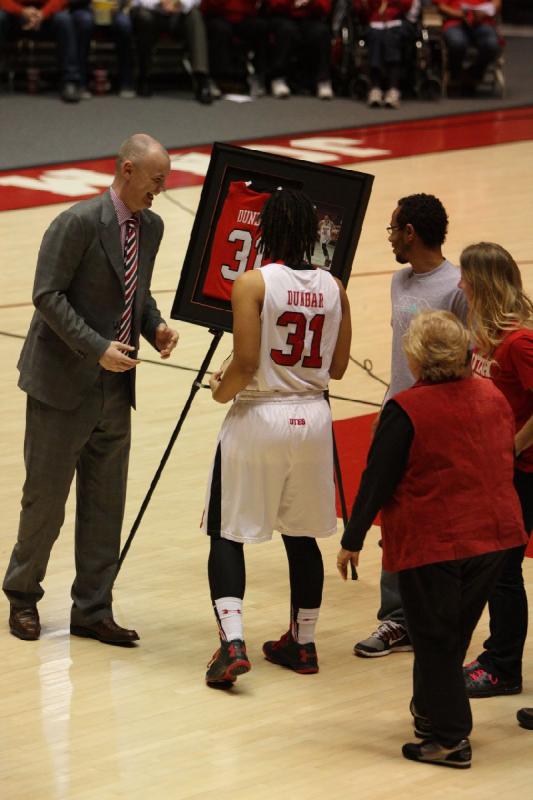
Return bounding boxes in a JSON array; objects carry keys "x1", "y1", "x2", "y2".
[{"x1": 3, "y1": 371, "x2": 131, "y2": 625}]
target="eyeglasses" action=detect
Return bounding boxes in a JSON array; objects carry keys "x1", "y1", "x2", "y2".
[{"x1": 386, "y1": 225, "x2": 402, "y2": 234}]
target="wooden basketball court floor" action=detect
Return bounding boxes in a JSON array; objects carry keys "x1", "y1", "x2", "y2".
[{"x1": 1, "y1": 115, "x2": 533, "y2": 800}]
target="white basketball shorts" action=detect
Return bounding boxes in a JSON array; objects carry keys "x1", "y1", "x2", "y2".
[{"x1": 202, "y1": 393, "x2": 338, "y2": 543}]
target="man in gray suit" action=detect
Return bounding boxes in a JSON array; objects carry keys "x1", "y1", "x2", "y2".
[{"x1": 3, "y1": 133, "x2": 179, "y2": 645}]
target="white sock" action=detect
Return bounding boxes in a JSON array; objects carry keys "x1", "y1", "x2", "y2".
[
  {"x1": 294, "y1": 607, "x2": 320, "y2": 644},
  {"x1": 214, "y1": 597, "x2": 244, "y2": 642}
]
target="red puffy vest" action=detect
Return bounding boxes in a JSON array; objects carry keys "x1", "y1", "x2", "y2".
[{"x1": 381, "y1": 377, "x2": 527, "y2": 572}]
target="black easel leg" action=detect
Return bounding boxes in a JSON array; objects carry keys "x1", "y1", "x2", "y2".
[{"x1": 116, "y1": 329, "x2": 224, "y2": 574}]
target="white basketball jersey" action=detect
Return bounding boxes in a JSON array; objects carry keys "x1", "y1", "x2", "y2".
[{"x1": 244, "y1": 263, "x2": 342, "y2": 394}]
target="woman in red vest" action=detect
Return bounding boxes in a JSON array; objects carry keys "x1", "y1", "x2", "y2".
[
  {"x1": 337, "y1": 309, "x2": 526, "y2": 768},
  {"x1": 457, "y1": 242, "x2": 533, "y2": 725}
]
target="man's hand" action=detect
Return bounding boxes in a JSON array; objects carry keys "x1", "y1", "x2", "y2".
[
  {"x1": 155, "y1": 323, "x2": 179, "y2": 358},
  {"x1": 336, "y1": 547, "x2": 360, "y2": 581},
  {"x1": 22, "y1": 6, "x2": 42, "y2": 29},
  {"x1": 99, "y1": 342, "x2": 141, "y2": 372},
  {"x1": 160, "y1": 0, "x2": 181, "y2": 13}
]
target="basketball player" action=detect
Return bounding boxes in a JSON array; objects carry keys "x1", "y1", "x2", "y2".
[
  {"x1": 202, "y1": 188, "x2": 352, "y2": 687},
  {"x1": 318, "y1": 213, "x2": 333, "y2": 265}
]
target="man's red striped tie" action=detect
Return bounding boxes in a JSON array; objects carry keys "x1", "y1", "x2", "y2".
[{"x1": 118, "y1": 217, "x2": 138, "y2": 345}]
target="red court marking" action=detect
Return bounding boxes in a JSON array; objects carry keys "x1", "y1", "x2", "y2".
[{"x1": 0, "y1": 107, "x2": 532, "y2": 212}]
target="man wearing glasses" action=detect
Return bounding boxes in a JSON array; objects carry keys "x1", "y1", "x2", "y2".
[{"x1": 353, "y1": 193, "x2": 468, "y2": 659}]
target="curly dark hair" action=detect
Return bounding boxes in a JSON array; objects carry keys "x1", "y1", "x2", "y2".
[
  {"x1": 259, "y1": 188, "x2": 318, "y2": 266},
  {"x1": 396, "y1": 193, "x2": 448, "y2": 248}
]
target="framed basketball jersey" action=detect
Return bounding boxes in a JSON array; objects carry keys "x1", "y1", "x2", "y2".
[{"x1": 171, "y1": 143, "x2": 374, "y2": 333}]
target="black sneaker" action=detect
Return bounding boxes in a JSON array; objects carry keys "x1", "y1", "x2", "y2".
[
  {"x1": 517, "y1": 708, "x2": 533, "y2": 729},
  {"x1": 464, "y1": 664, "x2": 522, "y2": 698},
  {"x1": 354, "y1": 621, "x2": 413, "y2": 658},
  {"x1": 402, "y1": 738, "x2": 472, "y2": 769},
  {"x1": 262, "y1": 630, "x2": 318, "y2": 674},
  {"x1": 409, "y1": 700, "x2": 432, "y2": 738},
  {"x1": 194, "y1": 75, "x2": 213, "y2": 105},
  {"x1": 61, "y1": 82, "x2": 80, "y2": 103},
  {"x1": 205, "y1": 639, "x2": 251, "y2": 687}
]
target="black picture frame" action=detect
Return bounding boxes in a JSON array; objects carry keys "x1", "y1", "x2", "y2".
[{"x1": 170, "y1": 142, "x2": 374, "y2": 333}]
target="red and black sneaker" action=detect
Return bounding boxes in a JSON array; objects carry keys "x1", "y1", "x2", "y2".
[
  {"x1": 262, "y1": 630, "x2": 319, "y2": 674},
  {"x1": 206, "y1": 639, "x2": 251, "y2": 687},
  {"x1": 464, "y1": 664, "x2": 521, "y2": 698}
]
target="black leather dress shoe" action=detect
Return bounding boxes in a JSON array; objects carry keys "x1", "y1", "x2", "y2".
[
  {"x1": 61, "y1": 82, "x2": 80, "y2": 103},
  {"x1": 194, "y1": 75, "x2": 213, "y2": 105},
  {"x1": 9, "y1": 606, "x2": 41, "y2": 640},
  {"x1": 517, "y1": 708, "x2": 533, "y2": 729},
  {"x1": 70, "y1": 617, "x2": 139, "y2": 646},
  {"x1": 138, "y1": 79, "x2": 152, "y2": 98}
]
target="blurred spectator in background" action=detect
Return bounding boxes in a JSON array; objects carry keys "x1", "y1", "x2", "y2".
[
  {"x1": 266, "y1": 0, "x2": 334, "y2": 99},
  {"x1": 0, "y1": 0, "x2": 81, "y2": 100},
  {"x1": 437, "y1": 0, "x2": 501, "y2": 92},
  {"x1": 69, "y1": 0, "x2": 136, "y2": 97},
  {"x1": 353, "y1": 0, "x2": 414, "y2": 109},
  {"x1": 202, "y1": 0, "x2": 269, "y2": 97},
  {"x1": 130, "y1": 0, "x2": 213, "y2": 102}
]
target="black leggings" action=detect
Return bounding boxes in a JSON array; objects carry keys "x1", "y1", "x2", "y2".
[{"x1": 208, "y1": 534, "x2": 324, "y2": 611}]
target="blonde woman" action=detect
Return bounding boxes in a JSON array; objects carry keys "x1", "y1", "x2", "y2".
[
  {"x1": 458, "y1": 243, "x2": 533, "y2": 720},
  {"x1": 337, "y1": 310, "x2": 526, "y2": 767}
]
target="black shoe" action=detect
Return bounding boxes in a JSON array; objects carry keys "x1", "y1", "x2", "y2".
[
  {"x1": 517, "y1": 708, "x2": 533, "y2": 729},
  {"x1": 409, "y1": 700, "x2": 432, "y2": 738},
  {"x1": 61, "y1": 82, "x2": 80, "y2": 103},
  {"x1": 402, "y1": 738, "x2": 472, "y2": 769},
  {"x1": 194, "y1": 75, "x2": 213, "y2": 105},
  {"x1": 9, "y1": 606, "x2": 40, "y2": 640},
  {"x1": 138, "y1": 79, "x2": 152, "y2": 98},
  {"x1": 464, "y1": 663, "x2": 522, "y2": 698},
  {"x1": 262, "y1": 630, "x2": 318, "y2": 674},
  {"x1": 206, "y1": 639, "x2": 251, "y2": 686},
  {"x1": 70, "y1": 617, "x2": 139, "y2": 646}
]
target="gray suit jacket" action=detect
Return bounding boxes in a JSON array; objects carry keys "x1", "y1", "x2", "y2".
[{"x1": 18, "y1": 189, "x2": 165, "y2": 410}]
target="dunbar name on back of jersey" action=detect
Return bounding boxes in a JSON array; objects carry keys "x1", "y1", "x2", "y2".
[{"x1": 202, "y1": 181, "x2": 271, "y2": 302}]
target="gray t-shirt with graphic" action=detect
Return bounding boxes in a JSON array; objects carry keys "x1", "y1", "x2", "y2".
[{"x1": 384, "y1": 259, "x2": 468, "y2": 402}]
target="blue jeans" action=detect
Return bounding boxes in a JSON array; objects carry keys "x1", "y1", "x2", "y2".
[
  {"x1": 70, "y1": 8, "x2": 135, "y2": 89},
  {"x1": 0, "y1": 9, "x2": 80, "y2": 83},
  {"x1": 444, "y1": 23, "x2": 500, "y2": 82}
]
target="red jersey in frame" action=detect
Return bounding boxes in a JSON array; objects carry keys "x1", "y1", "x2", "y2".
[{"x1": 202, "y1": 180, "x2": 271, "y2": 301}]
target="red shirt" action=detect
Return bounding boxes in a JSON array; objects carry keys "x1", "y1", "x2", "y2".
[
  {"x1": 353, "y1": 0, "x2": 412, "y2": 24},
  {"x1": 0, "y1": 0, "x2": 65, "y2": 19},
  {"x1": 201, "y1": 0, "x2": 260, "y2": 23},
  {"x1": 437, "y1": 0, "x2": 498, "y2": 30},
  {"x1": 471, "y1": 329, "x2": 533, "y2": 472},
  {"x1": 266, "y1": 0, "x2": 331, "y2": 21}
]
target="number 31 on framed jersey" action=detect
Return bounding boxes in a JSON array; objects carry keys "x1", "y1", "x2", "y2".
[{"x1": 171, "y1": 142, "x2": 374, "y2": 333}]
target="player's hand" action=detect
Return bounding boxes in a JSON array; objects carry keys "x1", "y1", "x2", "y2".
[
  {"x1": 336, "y1": 548, "x2": 359, "y2": 581},
  {"x1": 155, "y1": 323, "x2": 179, "y2": 358},
  {"x1": 209, "y1": 372, "x2": 222, "y2": 396},
  {"x1": 99, "y1": 342, "x2": 140, "y2": 372}
]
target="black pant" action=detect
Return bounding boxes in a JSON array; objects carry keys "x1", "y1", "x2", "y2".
[
  {"x1": 399, "y1": 551, "x2": 507, "y2": 747},
  {"x1": 205, "y1": 15, "x2": 268, "y2": 81},
  {"x1": 3, "y1": 372, "x2": 131, "y2": 624},
  {"x1": 208, "y1": 534, "x2": 323, "y2": 626},
  {"x1": 477, "y1": 469, "x2": 533, "y2": 684},
  {"x1": 269, "y1": 17, "x2": 330, "y2": 83},
  {"x1": 130, "y1": 6, "x2": 209, "y2": 79}
]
